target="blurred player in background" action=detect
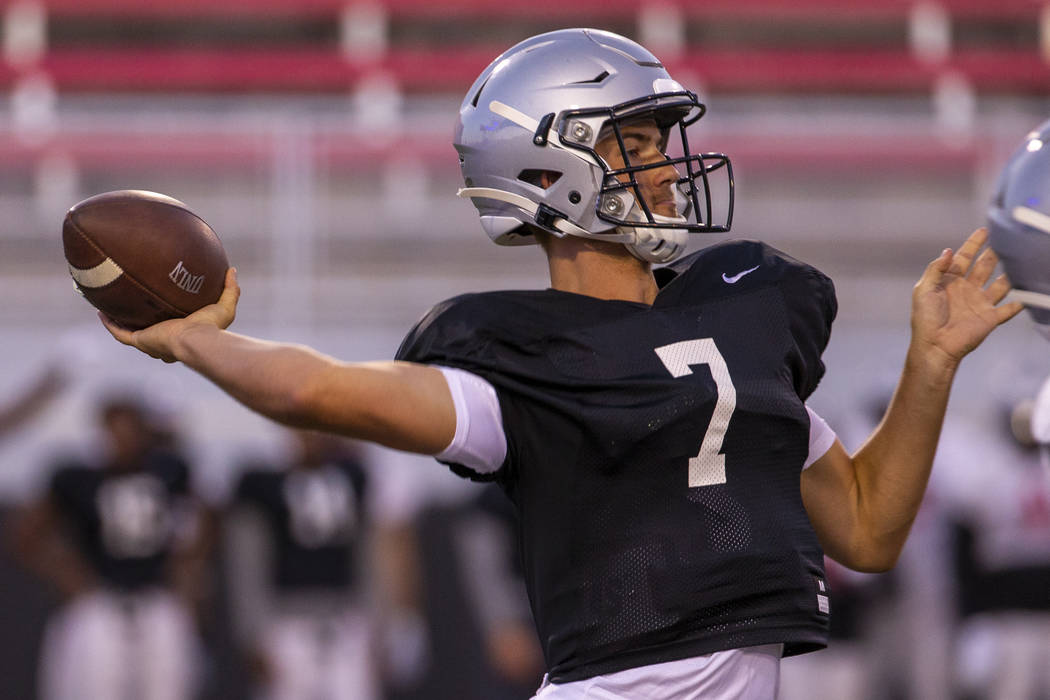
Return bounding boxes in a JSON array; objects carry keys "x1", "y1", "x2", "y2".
[
  {"x1": 987, "y1": 113, "x2": 1050, "y2": 458},
  {"x1": 226, "y1": 427, "x2": 380, "y2": 700},
  {"x1": 968, "y1": 113, "x2": 1050, "y2": 700},
  {"x1": 7, "y1": 394, "x2": 210, "y2": 700},
  {"x1": 99, "y1": 28, "x2": 1022, "y2": 699},
  {"x1": 453, "y1": 483, "x2": 544, "y2": 698},
  {"x1": 944, "y1": 400, "x2": 1050, "y2": 700},
  {"x1": 987, "y1": 116, "x2": 1050, "y2": 343}
]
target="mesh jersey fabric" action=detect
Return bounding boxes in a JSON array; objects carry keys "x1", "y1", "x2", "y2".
[{"x1": 396, "y1": 239, "x2": 838, "y2": 682}]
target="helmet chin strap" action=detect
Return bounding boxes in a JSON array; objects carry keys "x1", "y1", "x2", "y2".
[
  {"x1": 618, "y1": 187, "x2": 691, "y2": 263},
  {"x1": 459, "y1": 186, "x2": 638, "y2": 244},
  {"x1": 621, "y1": 213, "x2": 688, "y2": 263},
  {"x1": 458, "y1": 186, "x2": 690, "y2": 263}
]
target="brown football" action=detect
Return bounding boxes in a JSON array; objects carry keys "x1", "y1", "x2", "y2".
[{"x1": 62, "y1": 190, "x2": 229, "y2": 330}]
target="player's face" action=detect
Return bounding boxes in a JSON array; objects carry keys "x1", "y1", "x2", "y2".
[
  {"x1": 595, "y1": 120, "x2": 679, "y2": 218},
  {"x1": 103, "y1": 409, "x2": 150, "y2": 467}
]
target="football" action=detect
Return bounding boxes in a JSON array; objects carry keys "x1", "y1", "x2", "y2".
[{"x1": 62, "y1": 190, "x2": 229, "y2": 330}]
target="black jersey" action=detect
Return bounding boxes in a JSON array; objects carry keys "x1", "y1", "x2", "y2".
[
  {"x1": 49, "y1": 452, "x2": 190, "y2": 591},
  {"x1": 234, "y1": 460, "x2": 367, "y2": 592},
  {"x1": 397, "y1": 240, "x2": 837, "y2": 682}
]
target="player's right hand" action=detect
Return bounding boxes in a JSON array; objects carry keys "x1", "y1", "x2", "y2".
[{"x1": 99, "y1": 267, "x2": 240, "y2": 363}]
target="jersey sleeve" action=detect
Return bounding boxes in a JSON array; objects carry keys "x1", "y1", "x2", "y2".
[
  {"x1": 779, "y1": 262, "x2": 837, "y2": 400},
  {"x1": 658, "y1": 240, "x2": 837, "y2": 401},
  {"x1": 396, "y1": 294, "x2": 535, "y2": 483},
  {"x1": 395, "y1": 295, "x2": 491, "y2": 372}
]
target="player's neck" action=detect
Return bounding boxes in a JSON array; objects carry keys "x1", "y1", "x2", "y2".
[{"x1": 541, "y1": 235, "x2": 658, "y2": 305}]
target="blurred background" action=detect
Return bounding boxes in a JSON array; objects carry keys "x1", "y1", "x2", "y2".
[{"x1": 1, "y1": 1, "x2": 1049, "y2": 698}]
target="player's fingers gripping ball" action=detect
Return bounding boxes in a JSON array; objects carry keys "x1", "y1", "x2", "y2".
[{"x1": 62, "y1": 190, "x2": 229, "y2": 330}]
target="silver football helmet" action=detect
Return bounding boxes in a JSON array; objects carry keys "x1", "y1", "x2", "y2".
[
  {"x1": 987, "y1": 117, "x2": 1050, "y2": 339},
  {"x1": 454, "y1": 28, "x2": 733, "y2": 264}
]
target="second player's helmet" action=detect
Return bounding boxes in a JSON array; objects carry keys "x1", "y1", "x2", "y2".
[
  {"x1": 454, "y1": 28, "x2": 733, "y2": 264},
  {"x1": 987, "y1": 117, "x2": 1050, "y2": 339}
]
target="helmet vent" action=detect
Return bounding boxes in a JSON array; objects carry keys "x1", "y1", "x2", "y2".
[
  {"x1": 570, "y1": 70, "x2": 610, "y2": 85},
  {"x1": 471, "y1": 76, "x2": 491, "y2": 108}
]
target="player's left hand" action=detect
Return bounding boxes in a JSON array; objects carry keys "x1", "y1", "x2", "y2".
[{"x1": 911, "y1": 227, "x2": 1023, "y2": 368}]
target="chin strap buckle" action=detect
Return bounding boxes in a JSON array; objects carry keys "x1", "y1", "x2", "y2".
[{"x1": 534, "y1": 204, "x2": 564, "y2": 230}]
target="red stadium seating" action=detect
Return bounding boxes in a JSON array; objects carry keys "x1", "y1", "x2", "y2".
[
  {"x1": 0, "y1": 0, "x2": 1046, "y2": 94},
  {"x1": 0, "y1": 46, "x2": 1037, "y2": 94},
  {"x1": 0, "y1": 0, "x2": 1038, "y2": 178},
  {"x1": 1, "y1": 0, "x2": 1042, "y2": 19}
]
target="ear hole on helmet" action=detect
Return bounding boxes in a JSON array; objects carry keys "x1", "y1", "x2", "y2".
[{"x1": 518, "y1": 170, "x2": 562, "y2": 189}]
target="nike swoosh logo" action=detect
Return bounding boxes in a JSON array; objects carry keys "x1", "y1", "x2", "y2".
[{"x1": 722, "y1": 265, "x2": 760, "y2": 284}]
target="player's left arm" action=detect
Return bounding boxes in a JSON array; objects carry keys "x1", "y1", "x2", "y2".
[{"x1": 801, "y1": 228, "x2": 1023, "y2": 572}]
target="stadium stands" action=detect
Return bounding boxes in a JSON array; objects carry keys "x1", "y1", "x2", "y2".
[
  {"x1": 0, "y1": 0, "x2": 1046, "y2": 93},
  {"x1": 0, "y1": 0, "x2": 1044, "y2": 317}
]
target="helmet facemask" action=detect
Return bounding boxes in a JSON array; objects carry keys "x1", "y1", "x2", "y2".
[{"x1": 557, "y1": 92, "x2": 734, "y2": 262}]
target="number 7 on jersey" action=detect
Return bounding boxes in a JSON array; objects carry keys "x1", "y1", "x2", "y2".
[{"x1": 655, "y1": 339, "x2": 737, "y2": 487}]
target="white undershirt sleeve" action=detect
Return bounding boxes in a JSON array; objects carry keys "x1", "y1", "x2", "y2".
[
  {"x1": 804, "y1": 405, "x2": 837, "y2": 470},
  {"x1": 434, "y1": 366, "x2": 508, "y2": 474}
]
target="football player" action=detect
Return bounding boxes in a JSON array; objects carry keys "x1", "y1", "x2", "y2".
[
  {"x1": 8, "y1": 395, "x2": 207, "y2": 700},
  {"x1": 939, "y1": 399, "x2": 1050, "y2": 699},
  {"x1": 987, "y1": 117, "x2": 1050, "y2": 340},
  {"x1": 987, "y1": 118, "x2": 1050, "y2": 473},
  {"x1": 100, "y1": 28, "x2": 1022, "y2": 699},
  {"x1": 226, "y1": 429, "x2": 378, "y2": 700}
]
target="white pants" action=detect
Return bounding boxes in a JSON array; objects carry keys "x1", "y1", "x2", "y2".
[
  {"x1": 39, "y1": 589, "x2": 200, "y2": 700},
  {"x1": 260, "y1": 608, "x2": 379, "y2": 700},
  {"x1": 778, "y1": 644, "x2": 866, "y2": 700},
  {"x1": 956, "y1": 612, "x2": 1050, "y2": 700},
  {"x1": 533, "y1": 644, "x2": 782, "y2": 700}
]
